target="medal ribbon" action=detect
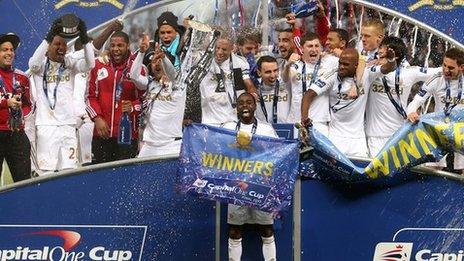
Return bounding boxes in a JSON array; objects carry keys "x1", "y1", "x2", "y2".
[
  {"x1": 114, "y1": 62, "x2": 129, "y2": 105},
  {"x1": 381, "y1": 67, "x2": 407, "y2": 119},
  {"x1": 444, "y1": 75, "x2": 463, "y2": 117},
  {"x1": 258, "y1": 80, "x2": 280, "y2": 123},
  {"x1": 301, "y1": 58, "x2": 321, "y2": 93},
  {"x1": 236, "y1": 117, "x2": 258, "y2": 134},
  {"x1": 42, "y1": 59, "x2": 64, "y2": 110},
  {"x1": 330, "y1": 75, "x2": 358, "y2": 113}
]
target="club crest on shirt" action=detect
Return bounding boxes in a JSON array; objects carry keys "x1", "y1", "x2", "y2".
[{"x1": 97, "y1": 68, "x2": 109, "y2": 80}]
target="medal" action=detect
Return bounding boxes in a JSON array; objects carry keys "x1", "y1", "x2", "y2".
[
  {"x1": 445, "y1": 116, "x2": 450, "y2": 123},
  {"x1": 235, "y1": 119, "x2": 257, "y2": 147},
  {"x1": 236, "y1": 130, "x2": 252, "y2": 147}
]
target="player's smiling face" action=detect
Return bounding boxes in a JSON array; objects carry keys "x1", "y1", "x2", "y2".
[
  {"x1": 109, "y1": 36, "x2": 129, "y2": 65},
  {"x1": 237, "y1": 94, "x2": 256, "y2": 124},
  {"x1": 302, "y1": 39, "x2": 322, "y2": 64},
  {"x1": 326, "y1": 31, "x2": 344, "y2": 51},
  {"x1": 0, "y1": 42, "x2": 15, "y2": 69},
  {"x1": 278, "y1": 31, "x2": 294, "y2": 60},
  {"x1": 215, "y1": 39, "x2": 233, "y2": 65},
  {"x1": 442, "y1": 57, "x2": 463, "y2": 80},
  {"x1": 48, "y1": 35, "x2": 67, "y2": 63},
  {"x1": 258, "y1": 61, "x2": 279, "y2": 86}
]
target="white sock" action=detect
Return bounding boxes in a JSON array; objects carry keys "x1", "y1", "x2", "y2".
[
  {"x1": 262, "y1": 236, "x2": 276, "y2": 261},
  {"x1": 228, "y1": 237, "x2": 242, "y2": 261}
]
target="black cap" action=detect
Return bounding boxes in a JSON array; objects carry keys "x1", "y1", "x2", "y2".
[
  {"x1": 0, "y1": 33, "x2": 20, "y2": 50},
  {"x1": 157, "y1": 11, "x2": 179, "y2": 31}
]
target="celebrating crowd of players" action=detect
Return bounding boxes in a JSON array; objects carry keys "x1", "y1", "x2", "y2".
[{"x1": 0, "y1": 3, "x2": 463, "y2": 260}]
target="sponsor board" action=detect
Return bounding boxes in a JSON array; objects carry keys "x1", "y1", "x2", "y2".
[
  {"x1": 193, "y1": 177, "x2": 271, "y2": 206},
  {"x1": 374, "y1": 228, "x2": 464, "y2": 261},
  {"x1": 0, "y1": 225, "x2": 146, "y2": 261},
  {"x1": 373, "y1": 242, "x2": 413, "y2": 261}
]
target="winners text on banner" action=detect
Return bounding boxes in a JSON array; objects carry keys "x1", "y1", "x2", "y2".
[{"x1": 178, "y1": 123, "x2": 299, "y2": 213}]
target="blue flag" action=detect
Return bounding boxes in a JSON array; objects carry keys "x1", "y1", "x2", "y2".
[
  {"x1": 292, "y1": 1, "x2": 319, "y2": 18},
  {"x1": 178, "y1": 123, "x2": 300, "y2": 213}
]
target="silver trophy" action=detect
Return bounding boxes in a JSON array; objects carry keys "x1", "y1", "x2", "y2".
[{"x1": 184, "y1": 30, "x2": 221, "y2": 87}]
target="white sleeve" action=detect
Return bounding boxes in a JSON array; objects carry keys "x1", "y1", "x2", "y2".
[
  {"x1": 28, "y1": 40, "x2": 49, "y2": 75},
  {"x1": 129, "y1": 52, "x2": 149, "y2": 90},
  {"x1": 162, "y1": 56, "x2": 177, "y2": 82},
  {"x1": 406, "y1": 75, "x2": 438, "y2": 114},
  {"x1": 406, "y1": 66, "x2": 442, "y2": 83},
  {"x1": 365, "y1": 65, "x2": 383, "y2": 86},
  {"x1": 309, "y1": 71, "x2": 336, "y2": 95},
  {"x1": 91, "y1": 41, "x2": 102, "y2": 56},
  {"x1": 68, "y1": 42, "x2": 95, "y2": 73},
  {"x1": 235, "y1": 56, "x2": 250, "y2": 80}
]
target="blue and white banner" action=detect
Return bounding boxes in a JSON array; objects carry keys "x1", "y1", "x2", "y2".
[
  {"x1": 302, "y1": 109, "x2": 464, "y2": 183},
  {"x1": 178, "y1": 123, "x2": 300, "y2": 213}
]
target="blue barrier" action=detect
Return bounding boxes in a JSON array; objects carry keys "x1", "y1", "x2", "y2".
[
  {"x1": 0, "y1": 158, "x2": 216, "y2": 261},
  {"x1": 1, "y1": 156, "x2": 463, "y2": 260}
]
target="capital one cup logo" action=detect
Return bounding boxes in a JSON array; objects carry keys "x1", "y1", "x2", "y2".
[
  {"x1": 55, "y1": 0, "x2": 124, "y2": 10},
  {"x1": 408, "y1": 0, "x2": 464, "y2": 12},
  {"x1": 0, "y1": 229, "x2": 135, "y2": 261},
  {"x1": 373, "y1": 242, "x2": 413, "y2": 261}
]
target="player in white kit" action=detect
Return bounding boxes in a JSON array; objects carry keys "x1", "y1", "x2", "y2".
[
  {"x1": 254, "y1": 55, "x2": 291, "y2": 124},
  {"x1": 200, "y1": 36, "x2": 256, "y2": 126},
  {"x1": 132, "y1": 34, "x2": 185, "y2": 157},
  {"x1": 284, "y1": 32, "x2": 338, "y2": 136},
  {"x1": 29, "y1": 18, "x2": 94, "y2": 172},
  {"x1": 222, "y1": 92, "x2": 278, "y2": 261},
  {"x1": 301, "y1": 48, "x2": 369, "y2": 157},
  {"x1": 364, "y1": 36, "x2": 441, "y2": 157},
  {"x1": 407, "y1": 48, "x2": 464, "y2": 172}
]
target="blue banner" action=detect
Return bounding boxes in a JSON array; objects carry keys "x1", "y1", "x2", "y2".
[
  {"x1": 178, "y1": 123, "x2": 300, "y2": 213},
  {"x1": 302, "y1": 109, "x2": 464, "y2": 182}
]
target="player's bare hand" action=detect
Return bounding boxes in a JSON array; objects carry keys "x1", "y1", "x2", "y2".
[
  {"x1": 7, "y1": 95, "x2": 21, "y2": 109},
  {"x1": 347, "y1": 84, "x2": 358, "y2": 99},
  {"x1": 407, "y1": 112, "x2": 420, "y2": 123},
  {"x1": 183, "y1": 15, "x2": 194, "y2": 28},
  {"x1": 153, "y1": 43, "x2": 165, "y2": 61},
  {"x1": 121, "y1": 100, "x2": 132, "y2": 113},
  {"x1": 288, "y1": 53, "x2": 300, "y2": 64},
  {"x1": 108, "y1": 19, "x2": 123, "y2": 32},
  {"x1": 301, "y1": 117, "x2": 313, "y2": 127},
  {"x1": 139, "y1": 33, "x2": 150, "y2": 53},
  {"x1": 285, "y1": 13, "x2": 296, "y2": 26},
  {"x1": 330, "y1": 48, "x2": 343, "y2": 57},
  {"x1": 386, "y1": 47, "x2": 396, "y2": 62},
  {"x1": 316, "y1": 0, "x2": 326, "y2": 18},
  {"x1": 95, "y1": 117, "x2": 110, "y2": 139},
  {"x1": 183, "y1": 119, "x2": 193, "y2": 127},
  {"x1": 98, "y1": 50, "x2": 110, "y2": 65}
]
